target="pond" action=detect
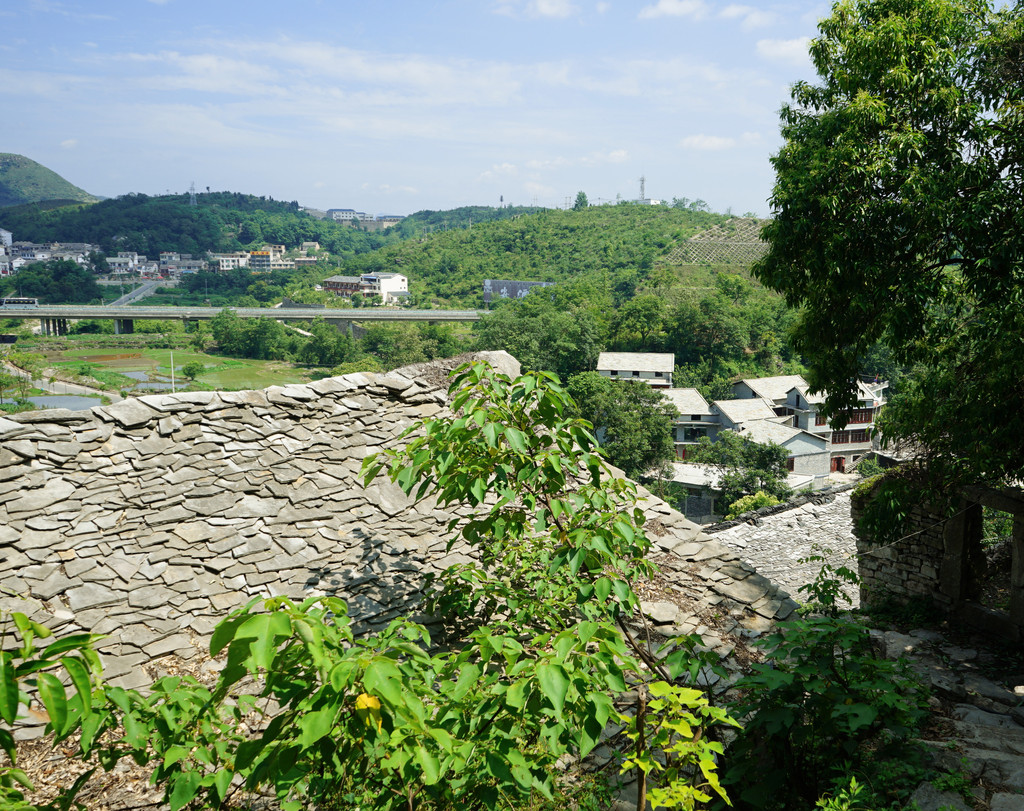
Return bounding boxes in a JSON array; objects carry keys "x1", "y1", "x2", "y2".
[{"x1": 24, "y1": 395, "x2": 103, "y2": 411}]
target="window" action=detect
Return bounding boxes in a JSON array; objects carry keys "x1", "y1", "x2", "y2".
[
  {"x1": 786, "y1": 458, "x2": 795, "y2": 472},
  {"x1": 655, "y1": 371, "x2": 663, "y2": 377},
  {"x1": 632, "y1": 371, "x2": 639, "y2": 377},
  {"x1": 815, "y1": 413, "x2": 827, "y2": 426},
  {"x1": 832, "y1": 429, "x2": 869, "y2": 445},
  {"x1": 610, "y1": 370, "x2": 617, "y2": 376},
  {"x1": 691, "y1": 415, "x2": 702, "y2": 421},
  {"x1": 848, "y1": 408, "x2": 875, "y2": 424}
]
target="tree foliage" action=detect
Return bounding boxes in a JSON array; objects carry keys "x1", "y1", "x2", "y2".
[
  {"x1": 687, "y1": 430, "x2": 791, "y2": 510},
  {"x1": 0, "y1": 259, "x2": 101, "y2": 303},
  {"x1": 565, "y1": 373, "x2": 678, "y2": 479},
  {"x1": 756, "y1": 0, "x2": 1024, "y2": 485}
]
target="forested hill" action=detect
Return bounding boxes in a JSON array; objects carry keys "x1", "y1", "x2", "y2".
[
  {"x1": 334, "y1": 204, "x2": 735, "y2": 305},
  {"x1": 0, "y1": 192, "x2": 390, "y2": 258},
  {"x1": 0, "y1": 153, "x2": 99, "y2": 208},
  {"x1": 393, "y1": 205, "x2": 545, "y2": 237}
]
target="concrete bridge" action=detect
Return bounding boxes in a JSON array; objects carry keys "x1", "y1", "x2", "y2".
[{"x1": 0, "y1": 304, "x2": 483, "y2": 335}]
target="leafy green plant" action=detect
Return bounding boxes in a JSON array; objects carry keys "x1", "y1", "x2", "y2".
[
  {"x1": 722, "y1": 561, "x2": 930, "y2": 811},
  {"x1": 0, "y1": 611, "x2": 105, "y2": 811},
  {"x1": 725, "y1": 491, "x2": 781, "y2": 520}
]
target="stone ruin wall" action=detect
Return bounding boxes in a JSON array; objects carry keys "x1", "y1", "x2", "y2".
[
  {"x1": 1, "y1": 350, "x2": 804, "y2": 740},
  {"x1": 852, "y1": 483, "x2": 1024, "y2": 641},
  {"x1": 852, "y1": 495, "x2": 951, "y2": 606}
]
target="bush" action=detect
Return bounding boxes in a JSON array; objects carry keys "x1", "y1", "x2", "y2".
[{"x1": 725, "y1": 491, "x2": 781, "y2": 520}]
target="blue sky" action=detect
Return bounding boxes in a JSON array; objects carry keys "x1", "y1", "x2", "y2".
[{"x1": 2, "y1": 0, "x2": 830, "y2": 217}]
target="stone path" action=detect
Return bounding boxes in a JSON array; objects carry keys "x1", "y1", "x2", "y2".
[{"x1": 707, "y1": 490, "x2": 859, "y2": 607}]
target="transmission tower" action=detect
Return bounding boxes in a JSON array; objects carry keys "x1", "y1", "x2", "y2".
[
  {"x1": 189, "y1": 181, "x2": 197, "y2": 206},
  {"x1": 639, "y1": 175, "x2": 646, "y2": 202}
]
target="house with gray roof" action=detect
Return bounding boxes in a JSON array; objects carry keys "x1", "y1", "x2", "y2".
[{"x1": 597, "y1": 352, "x2": 674, "y2": 388}]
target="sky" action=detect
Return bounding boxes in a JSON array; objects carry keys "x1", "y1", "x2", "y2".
[{"x1": 1, "y1": 0, "x2": 832, "y2": 218}]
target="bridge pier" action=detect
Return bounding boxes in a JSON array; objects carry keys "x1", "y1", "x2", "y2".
[
  {"x1": 114, "y1": 318, "x2": 135, "y2": 335},
  {"x1": 41, "y1": 318, "x2": 70, "y2": 336}
]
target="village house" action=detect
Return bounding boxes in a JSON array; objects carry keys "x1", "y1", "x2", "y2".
[
  {"x1": 596, "y1": 352, "x2": 674, "y2": 388},
  {"x1": 733, "y1": 374, "x2": 887, "y2": 472},
  {"x1": 323, "y1": 272, "x2": 409, "y2": 304}
]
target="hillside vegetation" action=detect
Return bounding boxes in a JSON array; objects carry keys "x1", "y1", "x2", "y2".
[
  {"x1": 0, "y1": 153, "x2": 99, "y2": 208},
  {"x1": 333, "y1": 203, "x2": 737, "y2": 306},
  {"x1": 0, "y1": 191, "x2": 390, "y2": 258}
]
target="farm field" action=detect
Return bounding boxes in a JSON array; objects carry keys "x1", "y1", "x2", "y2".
[{"x1": 45, "y1": 346, "x2": 310, "y2": 392}]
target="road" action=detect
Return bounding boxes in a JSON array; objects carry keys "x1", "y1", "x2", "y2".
[{"x1": 1, "y1": 360, "x2": 123, "y2": 404}]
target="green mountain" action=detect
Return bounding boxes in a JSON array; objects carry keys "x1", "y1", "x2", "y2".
[
  {"x1": 331, "y1": 203, "x2": 743, "y2": 306},
  {"x1": 0, "y1": 191, "x2": 391, "y2": 258},
  {"x1": 0, "y1": 153, "x2": 99, "y2": 208}
]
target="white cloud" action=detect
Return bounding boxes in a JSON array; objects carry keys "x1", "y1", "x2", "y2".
[
  {"x1": 679, "y1": 134, "x2": 735, "y2": 150},
  {"x1": 494, "y1": 0, "x2": 580, "y2": 18},
  {"x1": 756, "y1": 36, "x2": 811, "y2": 65},
  {"x1": 719, "y1": 4, "x2": 775, "y2": 30},
  {"x1": 478, "y1": 162, "x2": 519, "y2": 180},
  {"x1": 596, "y1": 2, "x2": 611, "y2": 12},
  {"x1": 59, "y1": 139, "x2": 77, "y2": 149},
  {"x1": 638, "y1": 0, "x2": 708, "y2": 20}
]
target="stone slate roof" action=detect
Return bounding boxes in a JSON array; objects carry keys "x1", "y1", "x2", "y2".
[
  {"x1": 713, "y1": 397, "x2": 778, "y2": 425},
  {"x1": 662, "y1": 388, "x2": 712, "y2": 417},
  {"x1": 735, "y1": 374, "x2": 808, "y2": 404},
  {"x1": 597, "y1": 352, "x2": 675, "y2": 373}
]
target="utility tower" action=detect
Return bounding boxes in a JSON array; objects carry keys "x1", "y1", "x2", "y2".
[
  {"x1": 639, "y1": 175, "x2": 646, "y2": 202},
  {"x1": 189, "y1": 181, "x2": 197, "y2": 206}
]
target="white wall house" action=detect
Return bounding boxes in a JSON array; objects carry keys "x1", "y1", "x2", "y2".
[{"x1": 597, "y1": 352, "x2": 674, "y2": 388}]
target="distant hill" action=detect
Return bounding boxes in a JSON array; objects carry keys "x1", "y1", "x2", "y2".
[
  {"x1": 0, "y1": 154, "x2": 99, "y2": 208},
  {"x1": 0, "y1": 191, "x2": 392, "y2": 257},
  {"x1": 330, "y1": 203, "x2": 741, "y2": 306}
]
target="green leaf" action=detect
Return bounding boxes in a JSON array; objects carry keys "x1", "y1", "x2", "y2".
[
  {"x1": 363, "y1": 658, "x2": 404, "y2": 707},
  {"x1": 415, "y1": 744, "x2": 442, "y2": 785},
  {"x1": 298, "y1": 706, "x2": 338, "y2": 746},
  {"x1": 37, "y1": 672, "x2": 69, "y2": 736},
  {"x1": 168, "y1": 771, "x2": 202, "y2": 811},
  {"x1": 0, "y1": 652, "x2": 18, "y2": 725},
  {"x1": 536, "y1": 663, "x2": 570, "y2": 719},
  {"x1": 60, "y1": 656, "x2": 92, "y2": 717}
]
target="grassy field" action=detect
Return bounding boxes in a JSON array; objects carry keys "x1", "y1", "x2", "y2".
[{"x1": 46, "y1": 346, "x2": 309, "y2": 391}]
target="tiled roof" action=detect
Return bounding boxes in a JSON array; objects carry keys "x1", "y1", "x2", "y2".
[
  {"x1": 736, "y1": 374, "x2": 808, "y2": 403},
  {"x1": 714, "y1": 398, "x2": 778, "y2": 425},
  {"x1": 662, "y1": 388, "x2": 712, "y2": 416},
  {"x1": 597, "y1": 352, "x2": 675, "y2": 373}
]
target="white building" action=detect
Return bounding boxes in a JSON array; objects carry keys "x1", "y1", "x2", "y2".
[{"x1": 597, "y1": 352, "x2": 674, "y2": 388}]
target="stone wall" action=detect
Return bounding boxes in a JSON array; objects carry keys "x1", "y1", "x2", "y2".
[
  {"x1": 0, "y1": 350, "x2": 804, "y2": 740},
  {"x1": 852, "y1": 494, "x2": 953, "y2": 607},
  {"x1": 852, "y1": 479, "x2": 1024, "y2": 641}
]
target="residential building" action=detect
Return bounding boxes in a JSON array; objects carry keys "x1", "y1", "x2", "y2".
[
  {"x1": 361, "y1": 272, "x2": 408, "y2": 304},
  {"x1": 0, "y1": 229, "x2": 11, "y2": 248},
  {"x1": 662, "y1": 388, "x2": 717, "y2": 459},
  {"x1": 210, "y1": 252, "x2": 250, "y2": 271},
  {"x1": 322, "y1": 272, "x2": 409, "y2": 304},
  {"x1": 248, "y1": 251, "x2": 272, "y2": 271},
  {"x1": 597, "y1": 352, "x2": 674, "y2": 388}
]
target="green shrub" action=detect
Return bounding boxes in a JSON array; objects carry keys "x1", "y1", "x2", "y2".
[{"x1": 726, "y1": 490, "x2": 781, "y2": 519}]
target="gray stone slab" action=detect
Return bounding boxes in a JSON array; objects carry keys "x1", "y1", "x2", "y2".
[
  {"x1": 128, "y1": 585, "x2": 179, "y2": 609},
  {"x1": 6, "y1": 479, "x2": 77, "y2": 514},
  {"x1": 66, "y1": 583, "x2": 120, "y2": 612}
]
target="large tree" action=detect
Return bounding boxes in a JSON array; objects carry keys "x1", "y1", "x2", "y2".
[
  {"x1": 756, "y1": 0, "x2": 1024, "y2": 485},
  {"x1": 2, "y1": 259, "x2": 101, "y2": 303},
  {"x1": 565, "y1": 373, "x2": 678, "y2": 479}
]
